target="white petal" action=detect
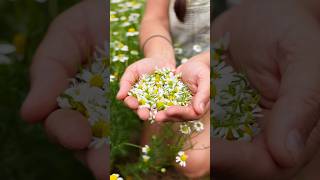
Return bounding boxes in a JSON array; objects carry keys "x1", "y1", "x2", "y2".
[{"x1": 0, "y1": 43, "x2": 16, "y2": 54}]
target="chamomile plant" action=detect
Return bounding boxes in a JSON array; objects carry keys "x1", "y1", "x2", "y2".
[{"x1": 212, "y1": 33, "x2": 262, "y2": 141}]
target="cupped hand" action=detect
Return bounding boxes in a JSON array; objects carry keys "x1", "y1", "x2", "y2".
[
  {"x1": 213, "y1": 0, "x2": 320, "y2": 179},
  {"x1": 20, "y1": 0, "x2": 108, "y2": 179},
  {"x1": 155, "y1": 52, "x2": 210, "y2": 122},
  {"x1": 116, "y1": 57, "x2": 175, "y2": 121}
]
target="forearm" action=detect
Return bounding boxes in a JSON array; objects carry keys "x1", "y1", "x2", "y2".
[
  {"x1": 139, "y1": 1, "x2": 176, "y2": 65},
  {"x1": 140, "y1": 20, "x2": 175, "y2": 64}
]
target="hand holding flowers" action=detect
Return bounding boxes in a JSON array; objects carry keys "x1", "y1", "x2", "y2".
[
  {"x1": 116, "y1": 57, "x2": 175, "y2": 120},
  {"x1": 155, "y1": 51, "x2": 210, "y2": 122}
]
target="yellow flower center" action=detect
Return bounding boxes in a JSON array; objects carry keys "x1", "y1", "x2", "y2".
[
  {"x1": 89, "y1": 74, "x2": 104, "y2": 88},
  {"x1": 128, "y1": 28, "x2": 136, "y2": 32},
  {"x1": 181, "y1": 154, "x2": 188, "y2": 162},
  {"x1": 92, "y1": 120, "x2": 109, "y2": 138},
  {"x1": 110, "y1": 174, "x2": 118, "y2": 180},
  {"x1": 110, "y1": 14, "x2": 117, "y2": 20}
]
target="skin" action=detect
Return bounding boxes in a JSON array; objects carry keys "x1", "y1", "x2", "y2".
[
  {"x1": 117, "y1": 0, "x2": 210, "y2": 178},
  {"x1": 20, "y1": 0, "x2": 108, "y2": 179},
  {"x1": 213, "y1": 0, "x2": 320, "y2": 179}
]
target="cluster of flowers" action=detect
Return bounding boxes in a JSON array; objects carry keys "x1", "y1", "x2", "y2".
[
  {"x1": 128, "y1": 68, "x2": 192, "y2": 123},
  {"x1": 57, "y1": 47, "x2": 109, "y2": 148},
  {"x1": 212, "y1": 34, "x2": 261, "y2": 141},
  {"x1": 110, "y1": 0, "x2": 142, "y2": 66}
]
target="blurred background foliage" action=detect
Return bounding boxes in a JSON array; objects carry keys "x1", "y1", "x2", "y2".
[{"x1": 0, "y1": 0, "x2": 94, "y2": 179}]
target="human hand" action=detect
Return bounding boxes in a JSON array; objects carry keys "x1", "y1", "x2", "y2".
[
  {"x1": 154, "y1": 52, "x2": 210, "y2": 122},
  {"x1": 20, "y1": 0, "x2": 108, "y2": 179},
  {"x1": 213, "y1": 0, "x2": 320, "y2": 179},
  {"x1": 116, "y1": 57, "x2": 175, "y2": 121}
]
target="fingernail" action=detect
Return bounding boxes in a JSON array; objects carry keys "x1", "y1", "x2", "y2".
[{"x1": 286, "y1": 130, "x2": 304, "y2": 164}]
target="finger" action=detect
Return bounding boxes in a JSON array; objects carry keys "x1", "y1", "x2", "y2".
[
  {"x1": 137, "y1": 107, "x2": 150, "y2": 121},
  {"x1": 44, "y1": 109, "x2": 92, "y2": 150},
  {"x1": 155, "y1": 111, "x2": 166, "y2": 122},
  {"x1": 165, "y1": 105, "x2": 200, "y2": 121},
  {"x1": 124, "y1": 96, "x2": 139, "y2": 110},
  {"x1": 193, "y1": 73, "x2": 210, "y2": 114},
  {"x1": 20, "y1": 5, "x2": 92, "y2": 123},
  {"x1": 117, "y1": 65, "x2": 138, "y2": 100},
  {"x1": 267, "y1": 37, "x2": 320, "y2": 168},
  {"x1": 86, "y1": 143, "x2": 109, "y2": 180}
]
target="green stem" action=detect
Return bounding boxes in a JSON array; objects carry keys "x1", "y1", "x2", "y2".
[{"x1": 122, "y1": 142, "x2": 142, "y2": 149}]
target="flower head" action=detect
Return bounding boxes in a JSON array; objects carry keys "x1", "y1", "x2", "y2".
[
  {"x1": 176, "y1": 151, "x2": 188, "y2": 167},
  {"x1": 179, "y1": 124, "x2": 191, "y2": 135},
  {"x1": 192, "y1": 121, "x2": 204, "y2": 132},
  {"x1": 142, "y1": 145, "x2": 150, "y2": 154},
  {"x1": 110, "y1": 173, "x2": 123, "y2": 180}
]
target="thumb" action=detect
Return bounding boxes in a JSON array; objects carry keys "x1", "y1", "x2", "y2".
[
  {"x1": 267, "y1": 51, "x2": 320, "y2": 168},
  {"x1": 116, "y1": 65, "x2": 138, "y2": 100},
  {"x1": 193, "y1": 70, "x2": 210, "y2": 114}
]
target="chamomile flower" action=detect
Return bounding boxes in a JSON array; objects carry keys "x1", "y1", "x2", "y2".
[
  {"x1": 112, "y1": 54, "x2": 129, "y2": 62},
  {"x1": 121, "y1": 22, "x2": 131, "y2": 27},
  {"x1": 110, "y1": 14, "x2": 119, "y2": 22},
  {"x1": 110, "y1": 174, "x2": 123, "y2": 180},
  {"x1": 114, "y1": 42, "x2": 129, "y2": 52},
  {"x1": 57, "y1": 96, "x2": 71, "y2": 109},
  {"x1": 142, "y1": 145, "x2": 150, "y2": 154},
  {"x1": 176, "y1": 151, "x2": 188, "y2": 167},
  {"x1": 110, "y1": 75, "x2": 116, "y2": 82},
  {"x1": 181, "y1": 58, "x2": 189, "y2": 64},
  {"x1": 174, "y1": 47, "x2": 183, "y2": 55},
  {"x1": 120, "y1": 16, "x2": 127, "y2": 21},
  {"x1": 128, "y1": 13, "x2": 140, "y2": 22},
  {"x1": 180, "y1": 124, "x2": 192, "y2": 135},
  {"x1": 142, "y1": 155, "x2": 150, "y2": 162},
  {"x1": 80, "y1": 69, "x2": 108, "y2": 88},
  {"x1": 126, "y1": 27, "x2": 139, "y2": 37},
  {"x1": 192, "y1": 121, "x2": 204, "y2": 132},
  {"x1": 193, "y1": 44, "x2": 202, "y2": 53}
]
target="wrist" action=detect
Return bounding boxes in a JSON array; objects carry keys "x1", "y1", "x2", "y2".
[{"x1": 143, "y1": 39, "x2": 176, "y2": 66}]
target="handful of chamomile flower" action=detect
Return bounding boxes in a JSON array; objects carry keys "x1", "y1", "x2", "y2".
[
  {"x1": 129, "y1": 68, "x2": 192, "y2": 123},
  {"x1": 129, "y1": 68, "x2": 206, "y2": 169},
  {"x1": 57, "y1": 47, "x2": 109, "y2": 149},
  {"x1": 212, "y1": 34, "x2": 262, "y2": 141}
]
